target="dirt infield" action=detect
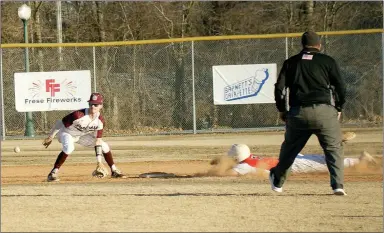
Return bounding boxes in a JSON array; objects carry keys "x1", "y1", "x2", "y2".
[{"x1": 1, "y1": 128, "x2": 383, "y2": 232}]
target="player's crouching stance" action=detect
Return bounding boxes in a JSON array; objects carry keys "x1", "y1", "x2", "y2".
[{"x1": 42, "y1": 93, "x2": 126, "y2": 182}]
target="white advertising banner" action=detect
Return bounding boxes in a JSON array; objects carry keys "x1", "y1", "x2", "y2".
[
  {"x1": 212, "y1": 64, "x2": 277, "y2": 105},
  {"x1": 14, "y1": 70, "x2": 92, "y2": 112}
]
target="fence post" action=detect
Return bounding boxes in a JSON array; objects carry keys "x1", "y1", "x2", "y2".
[
  {"x1": 191, "y1": 41, "x2": 197, "y2": 134},
  {"x1": 0, "y1": 50, "x2": 5, "y2": 140},
  {"x1": 93, "y1": 46, "x2": 97, "y2": 92},
  {"x1": 382, "y1": 6, "x2": 384, "y2": 125}
]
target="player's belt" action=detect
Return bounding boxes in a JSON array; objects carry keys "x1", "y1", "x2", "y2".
[{"x1": 300, "y1": 103, "x2": 329, "y2": 108}]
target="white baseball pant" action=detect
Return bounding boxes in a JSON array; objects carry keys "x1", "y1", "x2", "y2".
[
  {"x1": 291, "y1": 154, "x2": 359, "y2": 173},
  {"x1": 57, "y1": 131, "x2": 110, "y2": 155}
]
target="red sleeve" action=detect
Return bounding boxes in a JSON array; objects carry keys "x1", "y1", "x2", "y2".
[
  {"x1": 96, "y1": 114, "x2": 105, "y2": 138},
  {"x1": 62, "y1": 110, "x2": 85, "y2": 128}
]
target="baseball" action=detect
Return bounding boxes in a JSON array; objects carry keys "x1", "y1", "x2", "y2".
[{"x1": 14, "y1": 146, "x2": 20, "y2": 153}]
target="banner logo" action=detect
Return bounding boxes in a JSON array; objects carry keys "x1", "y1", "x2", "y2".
[
  {"x1": 45, "y1": 79, "x2": 61, "y2": 97},
  {"x1": 30, "y1": 79, "x2": 76, "y2": 98},
  {"x1": 224, "y1": 68, "x2": 269, "y2": 101}
]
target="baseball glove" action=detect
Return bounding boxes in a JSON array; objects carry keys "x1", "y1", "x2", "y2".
[
  {"x1": 42, "y1": 137, "x2": 53, "y2": 148},
  {"x1": 92, "y1": 162, "x2": 109, "y2": 178},
  {"x1": 342, "y1": 131, "x2": 356, "y2": 143}
]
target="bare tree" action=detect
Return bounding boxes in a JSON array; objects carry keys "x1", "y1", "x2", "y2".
[
  {"x1": 31, "y1": 1, "x2": 50, "y2": 132},
  {"x1": 151, "y1": 2, "x2": 197, "y2": 129},
  {"x1": 305, "y1": 1, "x2": 315, "y2": 31}
]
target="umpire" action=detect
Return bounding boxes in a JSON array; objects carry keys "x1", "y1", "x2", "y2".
[{"x1": 270, "y1": 31, "x2": 347, "y2": 195}]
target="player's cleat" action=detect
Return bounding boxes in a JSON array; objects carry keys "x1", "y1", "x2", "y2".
[
  {"x1": 47, "y1": 171, "x2": 60, "y2": 182},
  {"x1": 333, "y1": 188, "x2": 347, "y2": 196},
  {"x1": 342, "y1": 131, "x2": 356, "y2": 143},
  {"x1": 359, "y1": 151, "x2": 377, "y2": 164},
  {"x1": 269, "y1": 172, "x2": 283, "y2": 193},
  {"x1": 111, "y1": 169, "x2": 127, "y2": 178}
]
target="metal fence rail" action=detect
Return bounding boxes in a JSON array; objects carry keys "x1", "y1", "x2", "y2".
[{"x1": 1, "y1": 29, "x2": 382, "y2": 139}]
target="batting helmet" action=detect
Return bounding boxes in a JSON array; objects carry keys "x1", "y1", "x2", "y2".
[{"x1": 227, "y1": 144, "x2": 250, "y2": 162}]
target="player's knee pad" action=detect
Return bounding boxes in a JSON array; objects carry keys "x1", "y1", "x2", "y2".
[{"x1": 101, "y1": 142, "x2": 110, "y2": 153}]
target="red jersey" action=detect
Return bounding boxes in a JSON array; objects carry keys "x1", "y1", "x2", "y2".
[{"x1": 240, "y1": 154, "x2": 279, "y2": 170}]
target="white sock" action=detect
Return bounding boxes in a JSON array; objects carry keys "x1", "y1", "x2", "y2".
[
  {"x1": 96, "y1": 155, "x2": 102, "y2": 163},
  {"x1": 52, "y1": 168, "x2": 59, "y2": 174},
  {"x1": 111, "y1": 164, "x2": 117, "y2": 171}
]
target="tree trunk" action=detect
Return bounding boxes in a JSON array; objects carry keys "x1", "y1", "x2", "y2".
[
  {"x1": 130, "y1": 45, "x2": 138, "y2": 128},
  {"x1": 211, "y1": 104, "x2": 218, "y2": 128},
  {"x1": 173, "y1": 57, "x2": 186, "y2": 128},
  {"x1": 170, "y1": 3, "x2": 191, "y2": 129},
  {"x1": 323, "y1": 2, "x2": 337, "y2": 54},
  {"x1": 137, "y1": 64, "x2": 145, "y2": 126},
  {"x1": 119, "y1": 2, "x2": 138, "y2": 129},
  {"x1": 305, "y1": 1, "x2": 315, "y2": 31},
  {"x1": 93, "y1": 2, "x2": 116, "y2": 128},
  {"x1": 112, "y1": 95, "x2": 120, "y2": 129},
  {"x1": 33, "y1": 1, "x2": 48, "y2": 132},
  {"x1": 207, "y1": 1, "x2": 223, "y2": 128}
]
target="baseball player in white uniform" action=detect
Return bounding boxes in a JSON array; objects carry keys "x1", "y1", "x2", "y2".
[
  {"x1": 225, "y1": 143, "x2": 376, "y2": 176},
  {"x1": 43, "y1": 93, "x2": 126, "y2": 182}
]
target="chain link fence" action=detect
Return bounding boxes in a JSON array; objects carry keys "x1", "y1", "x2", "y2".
[{"x1": 1, "y1": 31, "x2": 382, "y2": 138}]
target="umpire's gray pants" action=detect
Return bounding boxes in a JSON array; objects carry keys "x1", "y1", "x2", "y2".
[{"x1": 272, "y1": 104, "x2": 344, "y2": 190}]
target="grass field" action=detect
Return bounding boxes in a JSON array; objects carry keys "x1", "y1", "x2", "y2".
[{"x1": 1, "y1": 128, "x2": 383, "y2": 232}]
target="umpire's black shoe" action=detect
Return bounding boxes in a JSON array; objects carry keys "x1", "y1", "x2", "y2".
[{"x1": 269, "y1": 171, "x2": 283, "y2": 193}]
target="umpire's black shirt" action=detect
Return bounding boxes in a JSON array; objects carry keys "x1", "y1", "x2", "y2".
[{"x1": 274, "y1": 47, "x2": 346, "y2": 112}]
